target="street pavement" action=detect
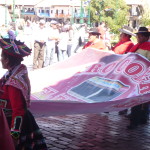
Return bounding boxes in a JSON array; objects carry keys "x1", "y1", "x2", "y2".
[{"x1": 36, "y1": 112, "x2": 150, "y2": 150}]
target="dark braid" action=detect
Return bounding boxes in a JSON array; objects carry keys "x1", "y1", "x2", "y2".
[
  {"x1": 1, "y1": 69, "x2": 13, "y2": 87},
  {"x1": 2, "y1": 51, "x2": 23, "y2": 68}
]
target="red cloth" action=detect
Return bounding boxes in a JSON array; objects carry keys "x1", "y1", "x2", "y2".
[
  {"x1": 83, "y1": 41, "x2": 105, "y2": 50},
  {"x1": 0, "y1": 109, "x2": 15, "y2": 150},
  {"x1": 112, "y1": 40, "x2": 134, "y2": 54},
  {"x1": 129, "y1": 42, "x2": 150, "y2": 52},
  {"x1": 0, "y1": 85, "x2": 25, "y2": 131}
]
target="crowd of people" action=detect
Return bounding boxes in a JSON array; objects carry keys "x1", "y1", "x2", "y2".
[{"x1": 0, "y1": 19, "x2": 88, "y2": 70}]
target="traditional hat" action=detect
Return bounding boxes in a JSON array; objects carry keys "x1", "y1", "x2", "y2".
[
  {"x1": 0, "y1": 38, "x2": 31, "y2": 58},
  {"x1": 119, "y1": 25, "x2": 135, "y2": 36},
  {"x1": 88, "y1": 27, "x2": 101, "y2": 35},
  {"x1": 135, "y1": 27, "x2": 150, "y2": 34}
]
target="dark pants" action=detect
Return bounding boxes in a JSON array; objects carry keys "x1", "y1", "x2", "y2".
[
  {"x1": 130, "y1": 102, "x2": 149, "y2": 126},
  {"x1": 33, "y1": 41, "x2": 45, "y2": 69}
]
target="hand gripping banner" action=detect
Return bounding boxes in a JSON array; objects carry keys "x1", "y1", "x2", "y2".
[{"x1": 29, "y1": 48, "x2": 150, "y2": 116}]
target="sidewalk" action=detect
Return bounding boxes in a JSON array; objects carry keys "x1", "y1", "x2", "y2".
[{"x1": 36, "y1": 112, "x2": 150, "y2": 150}]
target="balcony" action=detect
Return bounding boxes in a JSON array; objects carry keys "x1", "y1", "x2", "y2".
[
  {"x1": 21, "y1": 10, "x2": 35, "y2": 15},
  {"x1": 37, "y1": 12, "x2": 50, "y2": 18}
]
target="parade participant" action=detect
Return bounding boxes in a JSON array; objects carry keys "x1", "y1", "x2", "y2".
[
  {"x1": 83, "y1": 27, "x2": 105, "y2": 50},
  {"x1": 0, "y1": 38, "x2": 47, "y2": 149},
  {"x1": 127, "y1": 27, "x2": 150, "y2": 129},
  {"x1": 112, "y1": 25, "x2": 135, "y2": 54},
  {"x1": 113, "y1": 26, "x2": 135, "y2": 115}
]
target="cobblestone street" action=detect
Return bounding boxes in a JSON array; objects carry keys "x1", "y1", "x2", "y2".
[{"x1": 36, "y1": 112, "x2": 150, "y2": 150}]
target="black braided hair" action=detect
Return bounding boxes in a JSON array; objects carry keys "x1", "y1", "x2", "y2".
[
  {"x1": 2, "y1": 50, "x2": 23, "y2": 68},
  {"x1": 1, "y1": 69, "x2": 13, "y2": 87}
]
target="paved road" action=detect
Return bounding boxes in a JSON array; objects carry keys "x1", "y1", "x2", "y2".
[{"x1": 36, "y1": 112, "x2": 150, "y2": 150}]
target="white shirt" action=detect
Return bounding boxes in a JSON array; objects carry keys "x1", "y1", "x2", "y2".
[
  {"x1": 33, "y1": 27, "x2": 48, "y2": 42},
  {"x1": 47, "y1": 27, "x2": 59, "y2": 44},
  {"x1": 58, "y1": 32, "x2": 69, "y2": 50}
]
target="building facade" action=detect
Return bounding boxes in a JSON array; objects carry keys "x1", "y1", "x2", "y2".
[{"x1": 0, "y1": 0, "x2": 147, "y2": 27}]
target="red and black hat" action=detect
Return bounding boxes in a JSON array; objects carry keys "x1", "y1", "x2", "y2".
[
  {"x1": 0, "y1": 38, "x2": 31, "y2": 58},
  {"x1": 135, "y1": 27, "x2": 150, "y2": 34}
]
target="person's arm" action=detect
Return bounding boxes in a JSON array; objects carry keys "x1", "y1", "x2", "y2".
[{"x1": 8, "y1": 86, "x2": 26, "y2": 139}]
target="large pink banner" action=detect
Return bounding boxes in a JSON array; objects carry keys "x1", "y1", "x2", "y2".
[{"x1": 29, "y1": 48, "x2": 150, "y2": 116}]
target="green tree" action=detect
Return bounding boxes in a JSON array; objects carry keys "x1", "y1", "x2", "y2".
[
  {"x1": 140, "y1": 10, "x2": 150, "y2": 26},
  {"x1": 86, "y1": 0, "x2": 129, "y2": 33},
  {"x1": 140, "y1": 0, "x2": 150, "y2": 27}
]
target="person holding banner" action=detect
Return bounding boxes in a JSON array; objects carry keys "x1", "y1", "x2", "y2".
[
  {"x1": 0, "y1": 38, "x2": 47, "y2": 149},
  {"x1": 112, "y1": 25, "x2": 135, "y2": 54},
  {"x1": 113, "y1": 26, "x2": 135, "y2": 115},
  {"x1": 127, "y1": 27, "x2": 150, "y2": 129},
  {"x1": 83, "y1": 27, "x2": 106, "y2": 50}
]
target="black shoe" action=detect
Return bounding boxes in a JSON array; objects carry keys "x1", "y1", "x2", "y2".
[
  {"x1": 119, "y1": 109, "x2": 128, "y2": 115},
  {"x1": 104, "y1": 112, "x2": 109, "y2": 113},
  {"x1": 127, "y1": 124, "x2": 138, "y2": 130},
  {"x1": 125, "y1": 114, "x2": 131, "y2": 119},
  {"x1": 140, "y1": 120, "x2": 148, "y2": 125}
]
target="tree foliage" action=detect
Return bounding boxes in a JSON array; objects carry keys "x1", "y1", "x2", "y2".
[
  {"x1": 85, "y1": 0, "x2": 129, "y2": 33},
  {"x1": 140, "y1": 0, "x2": 150, "y2": 27}
]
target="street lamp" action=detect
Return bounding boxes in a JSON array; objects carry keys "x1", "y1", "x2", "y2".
[
  {"x1": 80, "y1": 0, "x2": 84, "y2": 24},
  {"x1": 115, "y1": 0, "x2": 118, "y2": 24},
  {"x1": 85, "y1": 0, "x2": 91, "y2": 27},
  {"x1": 99, "y1": 0, "x2": 104, "y2": 22},
  {"x1": 12, "y1": 0, "x2": 15, "y2": 22},
  {"x1": 5, "y1": 0, "x2": 7, "y2": 26},
  {"x1": 70, "y1": 0, "x2": 74, "y2": 24}
]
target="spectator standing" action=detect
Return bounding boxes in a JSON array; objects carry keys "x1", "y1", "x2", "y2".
[
  {"x1": 44, "y1": 20, "x2": 59, "y2": 67},
  {"x1": 33, "y1": 19, "x2": 47, "y2": 69},
  {"x1": 69, "y1": 24, "x2": 81, "y2": 54},
  {"x1": 57, "y1": 26, "x2": 69, "y2": 61},
  {"x1": 23, "y1": 20, "x2": 33, "y2": 49}
]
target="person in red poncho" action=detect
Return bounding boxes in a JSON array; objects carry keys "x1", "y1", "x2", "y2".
[
  {"x1": 114, "y1": 26, "x2": 135, "y2": 115},
  {"x1": 127, "y1": 27, "x2": 150, "y2": 130},
  {"x1": 112, "y1": 25, "x2": 135, "y2": 54},
  {"x1": 83, "y1": 27, "x2": 105, "y2": 50},
  {"x1": 129, "y1": 27, "x2": 150, "y2": 60},
  {"x1": 0, "y1": 38, "x2": 47, "y2": 149}
]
